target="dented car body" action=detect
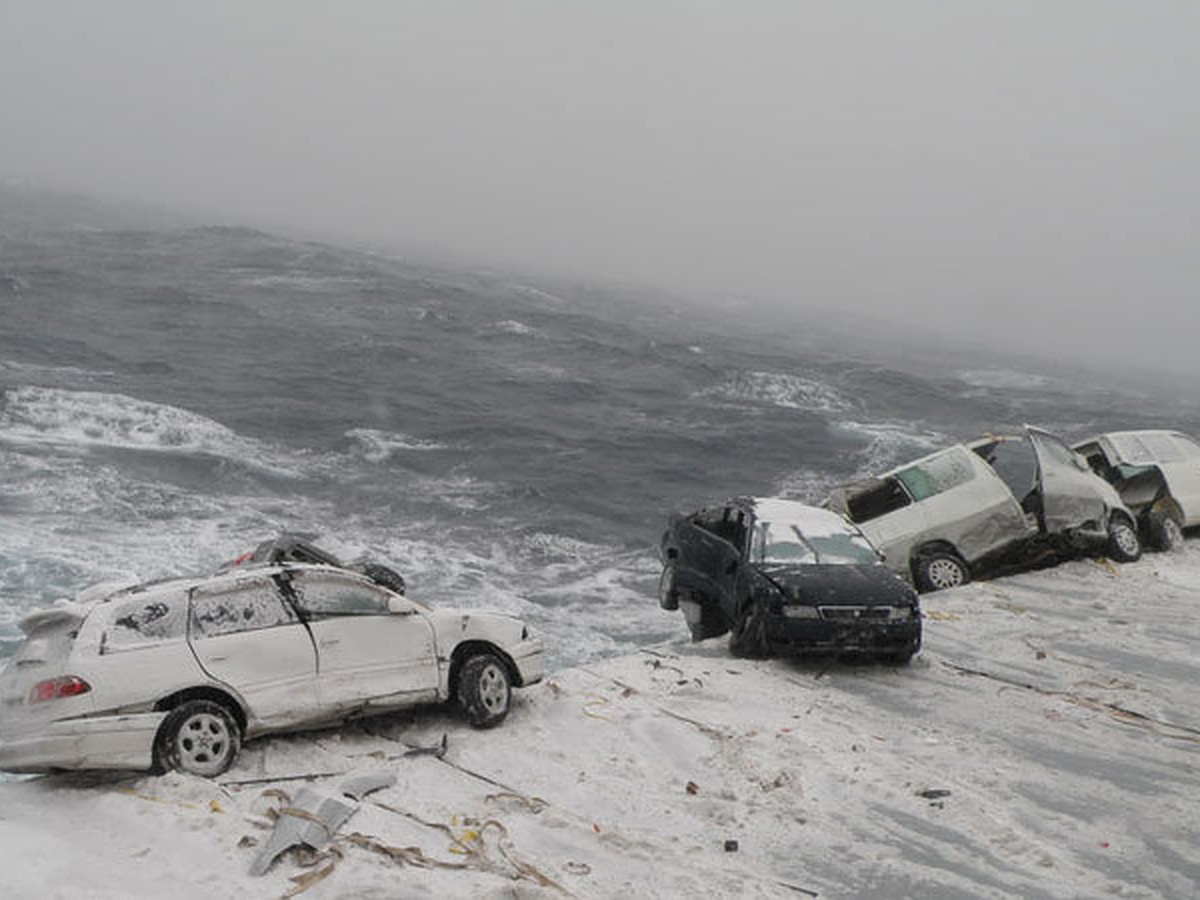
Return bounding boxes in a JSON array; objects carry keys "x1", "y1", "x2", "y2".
[
  {"x1": 1073, "y1": 429, "x2": 1200, "y2": 550},
  {"x1": 0, "y1": 561, "x2": 543, "y2": 776},
  {"x1": 659, "y1": 498, "x2": 922, "y2": 661},
  {"x1": 825, "y1": 426, "x2": 1141, "y2": 591}
]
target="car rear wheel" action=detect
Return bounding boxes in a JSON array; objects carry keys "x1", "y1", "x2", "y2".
[
  {"x1": 458, "y1": 653, "x2": 512, "y2": 728},
  {"x1": 1107, "y1": 516, "x2": 1142, "y2": 562},
  {"x1": 1147, "y1": 510, "x2": 1184, "y2": 552},
  {"x1": 914, "y1": 551, "x2": 969, "y2": 592},
  {"x1": 158, "y1": 700, "x2": 241, "y2": 777}
]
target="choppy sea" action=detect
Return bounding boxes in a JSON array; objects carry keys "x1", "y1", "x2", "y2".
[{"x1": 3, "y1": 185, "x2": 1198, "y2": 669}]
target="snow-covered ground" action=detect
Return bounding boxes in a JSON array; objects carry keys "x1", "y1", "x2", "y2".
[{"x1": 1, "y1": 548, "x2": 1197, "y2": 899}]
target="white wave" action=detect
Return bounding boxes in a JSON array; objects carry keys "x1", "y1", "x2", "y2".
[
  {"x1": 345, "y1": 427, "x2": 446, "y2": 463},
  {"x1": 958, "y1": 368, "x2": 1051, "y2": 390},
  {"x1": 0, "y1": 359, "x2": 116, "y2": 382},
  {"x1": 702, "y1": 370, "x2": 854, "y2": 413},
  {"x1": 771, "y1": 468, "x2": 843, "y2": 506},
  {"x1": 0, "y1": 387, "x2": 302, "y2": 477},
  {"x1": 493, "y1": 319, "x2": 544, "y2": 338},
  {"x1": 511, "y1": 284, "x2": 568, "y2": 307},
  {"x1": 832, "y1": 420, "x2": 948, "y2": 477},
  {"x1": 241, "y1": 273, "x2": 367, "y2": 293}
]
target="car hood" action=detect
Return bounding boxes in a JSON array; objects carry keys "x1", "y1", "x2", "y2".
[
  {"x1": 757, "y1": 563, "x2": 917, "y2": 607},
  {"x1": 425, "y1": 608, "x2": 532, "y2": 651}
]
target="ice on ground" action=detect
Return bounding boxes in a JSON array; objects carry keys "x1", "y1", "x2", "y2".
[{"x1": 2, "y1": 546, "x2": 1197, "y2": 898}]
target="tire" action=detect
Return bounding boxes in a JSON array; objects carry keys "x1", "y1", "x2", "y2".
[
  {"x1": 728, "y1": 601, "x2": 770, "y2": 658},
  {"x1": 884, "y1": 649, "x2": 916, "y2": 665},
  {"x1": 457, "y1": 653, "x2": 512, "y2": 728},
  {"x1": 1107, "y1": 516, "x2": 1142, "y2": 562},
  {"x1": 1146, "y1": 510, "x2": 1184, "y2": 553},
  {"x1": 658, "y1": 566, "x2": 679, "y2": 611},
  {"x1": 157, "y1": 700, "x2": 241, "y2": 777},
  {"x1": 914, "y1": 551, "x2": 970, "y2": 593}
]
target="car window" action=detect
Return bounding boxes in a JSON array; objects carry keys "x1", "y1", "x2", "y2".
[
  {"x1": 1030, "y1": 432, "x2": 1078, "y2": 468},
  {"x1": 844, "y1": 477, "x2": 911, "y2": 523},
  {"x1": 895, "y1": 448, "x2": 974, "y2": 502},
  {"x1": 288, "y1": 573, "x2": 392, "y2": 619},
  {"x1": 190, "y1": 580, "x2": 297, "y2": 639},
  {"x1": 103, "y1": 590, "x2": 189, "y2": 652},
  {"x1": 753, "y1": 521, "x2": 815, "y2": 563},
  {"x1": 754, "y1": 520, "x2": 880, "y2": 565}
]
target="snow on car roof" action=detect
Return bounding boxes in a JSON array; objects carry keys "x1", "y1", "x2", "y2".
[{"x1": 749, "y1": 498, "x2": 859, "y2": 538}]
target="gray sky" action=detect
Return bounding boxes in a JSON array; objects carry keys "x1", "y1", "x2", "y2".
[{"x1": 2, "y1": 1, "x2": 1199, "y2": 369}]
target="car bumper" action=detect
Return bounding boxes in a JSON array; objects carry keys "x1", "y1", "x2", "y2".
[
  {"x1": 0, "y1": 711, "x2": 166, "y2": 774},
  {"x1": 511, "y1": 643, "x2": 545, "y2": 687},
  {"x1": 763, "y1": 617, "x2": 922, "y2": 657}
]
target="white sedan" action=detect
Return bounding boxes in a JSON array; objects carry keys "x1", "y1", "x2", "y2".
[{"x1": 0, "y1": 563, "x2": 543, "y2": 777}]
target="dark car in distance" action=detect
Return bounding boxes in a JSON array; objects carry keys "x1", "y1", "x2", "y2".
[{"x1": 659, "y1": 498, "x2": 922, "y2": 662}]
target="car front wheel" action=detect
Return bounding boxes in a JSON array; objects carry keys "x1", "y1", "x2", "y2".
[
  {"x1": 458, "y1": 654, "x2": 512, "y2": 728},
  {"x1": 728, "y1": 600, "x2": 770, "y2": 658},
  {"x1": 914, "y1": 551, "x2": 970, "y2": 592},
  {"x1": 157, "y1": 700, "x2": 241, "y2": 777},
  {"x1": 1107, "y1": 516, "x2": 1142, "y2": 562}
]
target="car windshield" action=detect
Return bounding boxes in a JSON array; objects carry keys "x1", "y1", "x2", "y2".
[{"x1": 752, "y1": 508, "x2": 881, "y2": 565}]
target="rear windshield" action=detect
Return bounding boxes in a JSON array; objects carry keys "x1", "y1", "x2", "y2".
[{"x1": 13, "y1": 625, "x2": 76, "y2": 667}]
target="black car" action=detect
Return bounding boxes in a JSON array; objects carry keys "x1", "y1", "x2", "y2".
[{"x1": 659, "y1": 497, "x2": 922, "y2": 662}]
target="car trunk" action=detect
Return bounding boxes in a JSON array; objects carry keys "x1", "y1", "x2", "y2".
[{"x1": 0, "y1": 608, "x2": 95, "y2": 731}]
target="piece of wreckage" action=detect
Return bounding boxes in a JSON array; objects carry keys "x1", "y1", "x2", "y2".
[
  {"x1": 0, "y1": 539, "x2": 543, "y2": 777},
  {"x1": 249, "y1": 770, "x2": 397, "y2": 876},
  {"x1": 824, "y1": 425, "x2": 1142, "y2": 592},
  {"x1": 659, "y1": 498, "x2": 922, "y2": 662},
  {"x1": 1072, "y1": 429, "x2": 1200, "y2": 551}
]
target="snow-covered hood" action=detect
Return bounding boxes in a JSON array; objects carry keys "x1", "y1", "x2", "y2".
[{"x1": 425, "y1": 608, "x2": 533, "y2": 652}]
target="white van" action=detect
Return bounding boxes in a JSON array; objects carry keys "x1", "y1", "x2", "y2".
[{"x1": 825, "y1": 426, "x2": 1141, "y2": 591}]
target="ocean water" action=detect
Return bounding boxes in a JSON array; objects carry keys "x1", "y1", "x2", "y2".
[{"x1": 2, "y1": 187, "x2": 1197, "y2": 668}]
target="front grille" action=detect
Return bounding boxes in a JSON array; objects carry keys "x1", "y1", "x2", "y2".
[{"x1": 818, "y1": 606, "x2": 892, "y2": 621}]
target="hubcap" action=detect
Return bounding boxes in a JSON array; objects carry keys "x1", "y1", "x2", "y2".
[
  {"x1": 177, "y1": 712, "x2": 230, "y2": 776},
  {"x1": 927, "y1": 558, "x2": 964, "y2": 590},
  {"x1": 477, "y1": 663, "x2": 509, "y2": 714},
  {"x1": 1113, "y1": 524, "x2": 1139, "y2": 556}
]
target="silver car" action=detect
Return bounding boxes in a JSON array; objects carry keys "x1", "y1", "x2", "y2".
[
  {"x1": 826, "y1": 426, "x2": 1141, "y2": 591},
  {"x1": 0, "y1": 563, "x2": 543, "y2": 776}
]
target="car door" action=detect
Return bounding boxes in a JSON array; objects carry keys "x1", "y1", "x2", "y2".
[
  {"x1": 283, "y1": 570, "x2": 438, "y2": 713},
  {"x1": 1158, "y1": 434, "x2": 1200, "y2": 525},
  {"x1": 1028, "y1": 426, "x2": 1109, "y2": 533},
  {"x1": 665, "y1": 511, "x2": 746, "y2": 640},
  {"x1": 892, "y1": 446, "x2": 1029, "y2": 563},
  {"x1": 188, "y1": 575, "x2": 320, "y2": 728}
]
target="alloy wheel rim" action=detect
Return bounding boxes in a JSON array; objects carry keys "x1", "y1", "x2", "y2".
[
  {"x1": 928, "y1": 558, "x2": 964, "y2": 589},
  {"x1": 177, "y1": 712, "x2": 231, "y2": 776},
  {"x1": 478, "y1": 664, "x2": 509, "y2": 713},
  {"x1": 1113, "y1": 524, "x2": 1139, "y2": 556}
]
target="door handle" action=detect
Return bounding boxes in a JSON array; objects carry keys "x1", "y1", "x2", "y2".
[
  {"x1": 319, "y1": 639, "x2": 341, "y2": 648},
  {"x1": 206, "y1": 655, "x2": 228, "y2": 662}
]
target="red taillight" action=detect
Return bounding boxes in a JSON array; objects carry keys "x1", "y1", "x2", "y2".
[{"x1": 28, "y1": 675, "x2": 92, "y2": 704}]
